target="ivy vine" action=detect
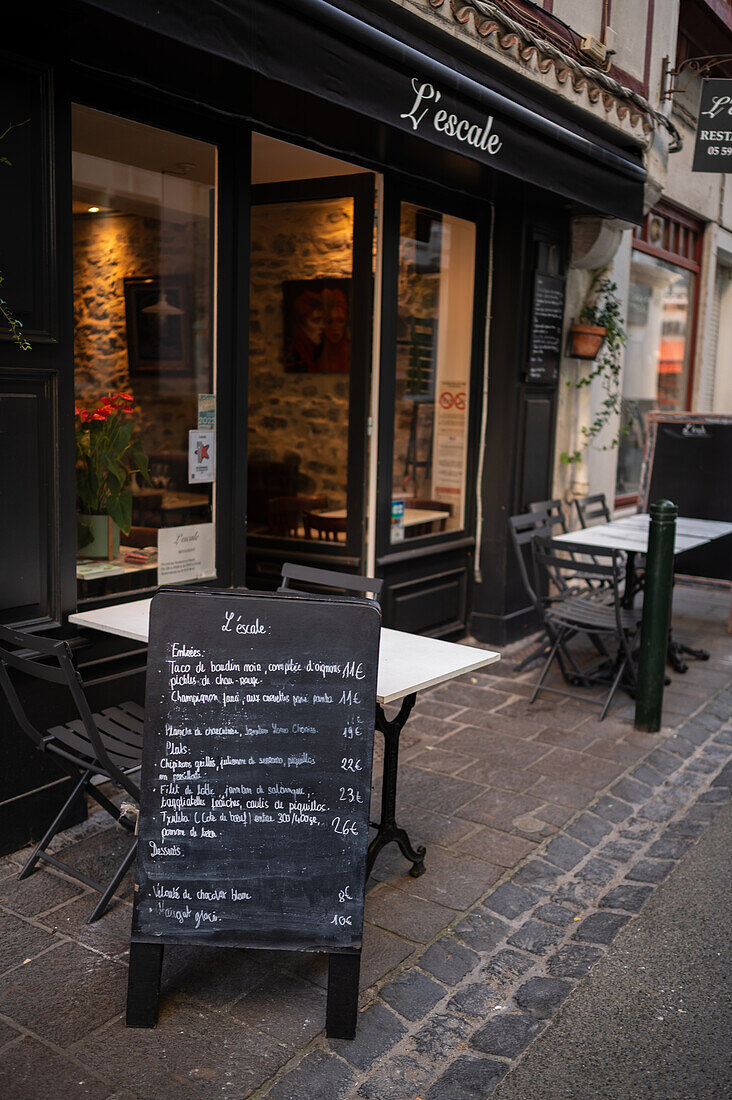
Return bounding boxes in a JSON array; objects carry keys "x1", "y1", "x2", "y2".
[{"x1": 561, "y1": 274, "x2": 630, "y2": 464}]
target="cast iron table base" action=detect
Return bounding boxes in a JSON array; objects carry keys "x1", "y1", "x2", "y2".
[{"x1": 367, "y1": 693, "x2": 426, "y2": 879}]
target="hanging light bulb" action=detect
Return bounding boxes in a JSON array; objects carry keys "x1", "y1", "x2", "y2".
[
  {"x1": 142, "y1": 287, "x2": 184, "y2": 317},
  {"x1": 142, "y1": 168, "x2": 184, "y2": 317}
]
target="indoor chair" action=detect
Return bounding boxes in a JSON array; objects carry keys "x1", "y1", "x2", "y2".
[
  {"x1": 407, "y1": 499, "x2": 453, "y2": 536},
  {"x1": 302, "y1": 511, "x2": 347, "y2": 541},
  {"x1": 0, "y1": 624, "x2": 142, "y2": 923},
  {"x1": 530, "y1": 536, "x2": 642, "y2": 720}
]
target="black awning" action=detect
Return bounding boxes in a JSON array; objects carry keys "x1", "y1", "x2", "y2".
[{"x1": 81, "y1": 0, "x2": 646, "y2": 221}]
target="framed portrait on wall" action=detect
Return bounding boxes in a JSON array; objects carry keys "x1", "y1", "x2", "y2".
[
  {"x1": 282, "y1": 277, "x2": 351, "y2": 374},
  {"x1": 124, "y1": 275, "x2": 193, "y2": 379}
]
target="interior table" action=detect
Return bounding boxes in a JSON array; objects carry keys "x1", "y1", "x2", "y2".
[
  {"x1": 312, "y1": 507, "x2": 451, "y2": 541},
  {"x1": 69, "y1": 598, "x2": 500, "y2": 877},
  {"x1": 554, "y1": 514, "x2": 732, "y2": 672}
]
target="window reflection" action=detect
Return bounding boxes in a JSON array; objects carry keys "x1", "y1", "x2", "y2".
[
  {"x1": 248, "y1": 196, "x2": 353, "y2": 540},
  {"x1": 391, "y1": 204, "x2": 476, "y2": 542},
  {"x1": 72, "y1": 105, "x2": 217, "y2": 597},
  {"x1": 616, "y1": 254, "x2": 694, "y2": 497}
]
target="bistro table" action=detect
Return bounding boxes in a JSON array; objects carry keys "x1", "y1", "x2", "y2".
[
  {"x1": 69, "y1": 597, "x2": 500, "y2": 877},
  {"x1": 554, "y1": 514, "x2": 732, "y2": 672}
]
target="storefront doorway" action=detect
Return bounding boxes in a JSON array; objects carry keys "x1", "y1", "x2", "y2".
[
  {"x1": 245, "y1": 135, "x2": 376, "y2": 586},
  {"x1": 244, "y1": 137, "x2": 488, "y2": 636}
]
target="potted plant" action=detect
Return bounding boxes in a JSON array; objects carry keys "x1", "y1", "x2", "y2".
[
  {"x1": 561, "y1": 276, "x2": 629, "y2": 464},
  {"x1": 75, "y1": 392, "x2": 151, "y2": 557},
  {"x1": 568, "y1": 274, "x2": 623, "y2": 359}
]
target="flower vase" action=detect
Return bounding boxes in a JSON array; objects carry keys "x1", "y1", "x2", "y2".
[{"x1": 79, "y1": 515, "x2": 121, "y2": 559}]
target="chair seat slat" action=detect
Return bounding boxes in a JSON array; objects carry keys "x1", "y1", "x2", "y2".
[
  {"x1": 118, "y1": 700, "x2": 145, "y2": 722},
  {"x1": 102, "y1": 706, "x2": 144, "y2": 735},
  {"x1": 61, "y1": 720, "x2": 141, "y2": 767},
  {"x1": 95, "y1": 712, "x2": 144, "y2": 748}
]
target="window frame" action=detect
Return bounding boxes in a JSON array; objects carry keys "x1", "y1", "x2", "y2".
[{"x1": 66, "y1": 80, "x2": 242, "y2": 609}]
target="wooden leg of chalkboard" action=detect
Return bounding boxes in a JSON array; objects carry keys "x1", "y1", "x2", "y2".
[
  {"x1": 326, "y1": 951, "x2": 360, "y2": 1039},
  {"x1": 126, "y1": 942, "x2": 164, "y2": 1028}
]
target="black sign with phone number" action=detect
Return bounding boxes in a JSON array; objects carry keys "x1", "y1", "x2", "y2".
[{"x1": 693, "y1": 79, "x2": 732, "y2": 173}]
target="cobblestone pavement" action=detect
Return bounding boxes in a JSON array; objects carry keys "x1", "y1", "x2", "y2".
[{"x1": 0, "y1": 585, "x2": 729, "y2": 1098}]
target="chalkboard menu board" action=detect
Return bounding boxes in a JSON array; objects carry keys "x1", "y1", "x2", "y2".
[
  {"x1": 526, "y1": 272, "x2": 565, "y2": 384},
  {"x1": 641, "y1": 412, "x2": 732, "y2": 581},
  {"x1": 132, "y1": 587, "x2": 380, "y2": 951}
]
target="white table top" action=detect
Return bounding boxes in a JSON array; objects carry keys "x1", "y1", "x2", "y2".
[
  {"x1": 69, "y1": 598, "x2": 500, "y2": 705},
  {"x1": 553, "y1": 514, "x2": 732, "y2": 556}
]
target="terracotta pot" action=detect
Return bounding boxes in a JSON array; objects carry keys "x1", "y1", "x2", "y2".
[
  {"x1": 569, "y1": 323, "x2": 606, "y2": 360},
  {"x1": 78, "y1": 515, "x2": 120, "y2": 559}
]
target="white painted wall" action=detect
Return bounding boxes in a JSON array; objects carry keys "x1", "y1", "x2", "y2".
[
  {"x1": 552, "y1": 0, "x2": 602, "y2": 41},
  {"x1": 609, "y1": 0, "x2": 651, "y2": 83}
]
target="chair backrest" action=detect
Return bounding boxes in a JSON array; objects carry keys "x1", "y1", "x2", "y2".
[
  {"x1": 267, "y1": 495, "x2": 327, "y2": 538},
  {"x1": 302, "y1": 511, "x2": 346, "y2": 541},
  {"x1": 528, "y1": 498, "x2": 567, "y2": 534},
  {"x1": 508, "y1": 505, "x2": 562, "y2": 609},
  {"x1": 531, "y1": 535, "x2": 624, "y2": 624},
  {"x1": 575, "y1": 493, "x2": 611, "y2": 528},
  {"x1": 0, "y1": 624, "x2": 139, "y2": 798},
  {"x1": 279, "y1": 562, "x2": 383, "y2": 602}
]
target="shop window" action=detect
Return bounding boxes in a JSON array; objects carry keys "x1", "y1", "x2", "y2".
[
  {"x1": 248, "y1": 195, "x2": 353, "y2": 538},
  {"x1": 72, "y1": 106, "x2": 217, "y2": 599},
  {"x1": 390, "y1": 203, "x2": 476, "y2": 541},
  {"x1": 617, "y1": 206, "x2": 700, "y2": 502}
]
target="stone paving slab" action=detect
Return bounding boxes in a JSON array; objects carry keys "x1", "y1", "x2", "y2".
[{"x1": 0, "y1": 587, "x2": 729, "y2": 1097}]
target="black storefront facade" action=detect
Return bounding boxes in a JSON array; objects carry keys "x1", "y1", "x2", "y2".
[{"x1": 0, "y1": 0, "x2": 646, "y2": 852}]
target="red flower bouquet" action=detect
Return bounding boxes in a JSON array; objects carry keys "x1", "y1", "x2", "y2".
[{"x1": 75, "y1": 392, "x2": 150, "y2": 549}]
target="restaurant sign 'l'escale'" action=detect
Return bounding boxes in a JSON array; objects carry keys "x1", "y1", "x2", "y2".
[{"x1": 400, "y1": 79, "x2": 504, "y2": 155}]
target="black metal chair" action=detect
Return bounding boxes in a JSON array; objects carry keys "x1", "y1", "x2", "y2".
[
  {"x1": 575, "y1": 492, "x2": 646, "y2": 603},
  {"x1": 508, "y1": 504, "x2": 574, "y2": 672},
  {"x1": 530, "y1": 536, "x2": 642, "y2": 720},
  {"x1": 528, "y1": 498, "x2": 568, "y2": 533},
  {"x1": 279, "y1": 561, "x2": 383, "y2": 601},
  {"x1": 0, "y1": 624, "x2": 142, "y2": 923},
  {"x1": 574, "y1": 492, "x2": 611, "y2": 527}
]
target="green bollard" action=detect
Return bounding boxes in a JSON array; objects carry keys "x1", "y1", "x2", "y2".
[{"x1": 635, "y1": 500, "x2": 677, "y2": 732}]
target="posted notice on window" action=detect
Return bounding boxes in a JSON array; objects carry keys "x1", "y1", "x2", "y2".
[
  {"x1": 189, "y1": 429, "x2": 216, "y2": 484},
  {"x1": 158, "y1": 523, "x2": 215, "y2": 586}
]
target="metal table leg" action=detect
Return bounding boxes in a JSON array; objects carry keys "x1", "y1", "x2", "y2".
[
  {"x1": 367, "y1": 693, "x2": 425, "y2": 879},
  {"x1": 624, "y1": 551, "x2": 709, "y2": 673}
]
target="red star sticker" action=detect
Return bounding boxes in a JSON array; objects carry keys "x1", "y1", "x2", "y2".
[{"x1": 196, "y1": 443, "x2": 210, "y2": 462}]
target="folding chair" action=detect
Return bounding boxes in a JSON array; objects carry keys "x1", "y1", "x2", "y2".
[
  {"x1": 279, "y1": 561, "x2": 383, "y2": 601},
  {"x1": 0, "y1": 624, "x2": 142, "y2": 923},
  {"x1": 574, "y1": 492, "x2": 611, "y2": 527},
  {"x1": 508, "y1": 504, "x2": 573, "y2": 672},
  {"x1": 530, "y1": 536, "x2": 642, "y2": 720},
  {"x1": 528, "y1": 498, "x2": 568, "y2": 533},
  {"x1": 575, "y1": 492, "x2": 645, "y2": 602}
]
